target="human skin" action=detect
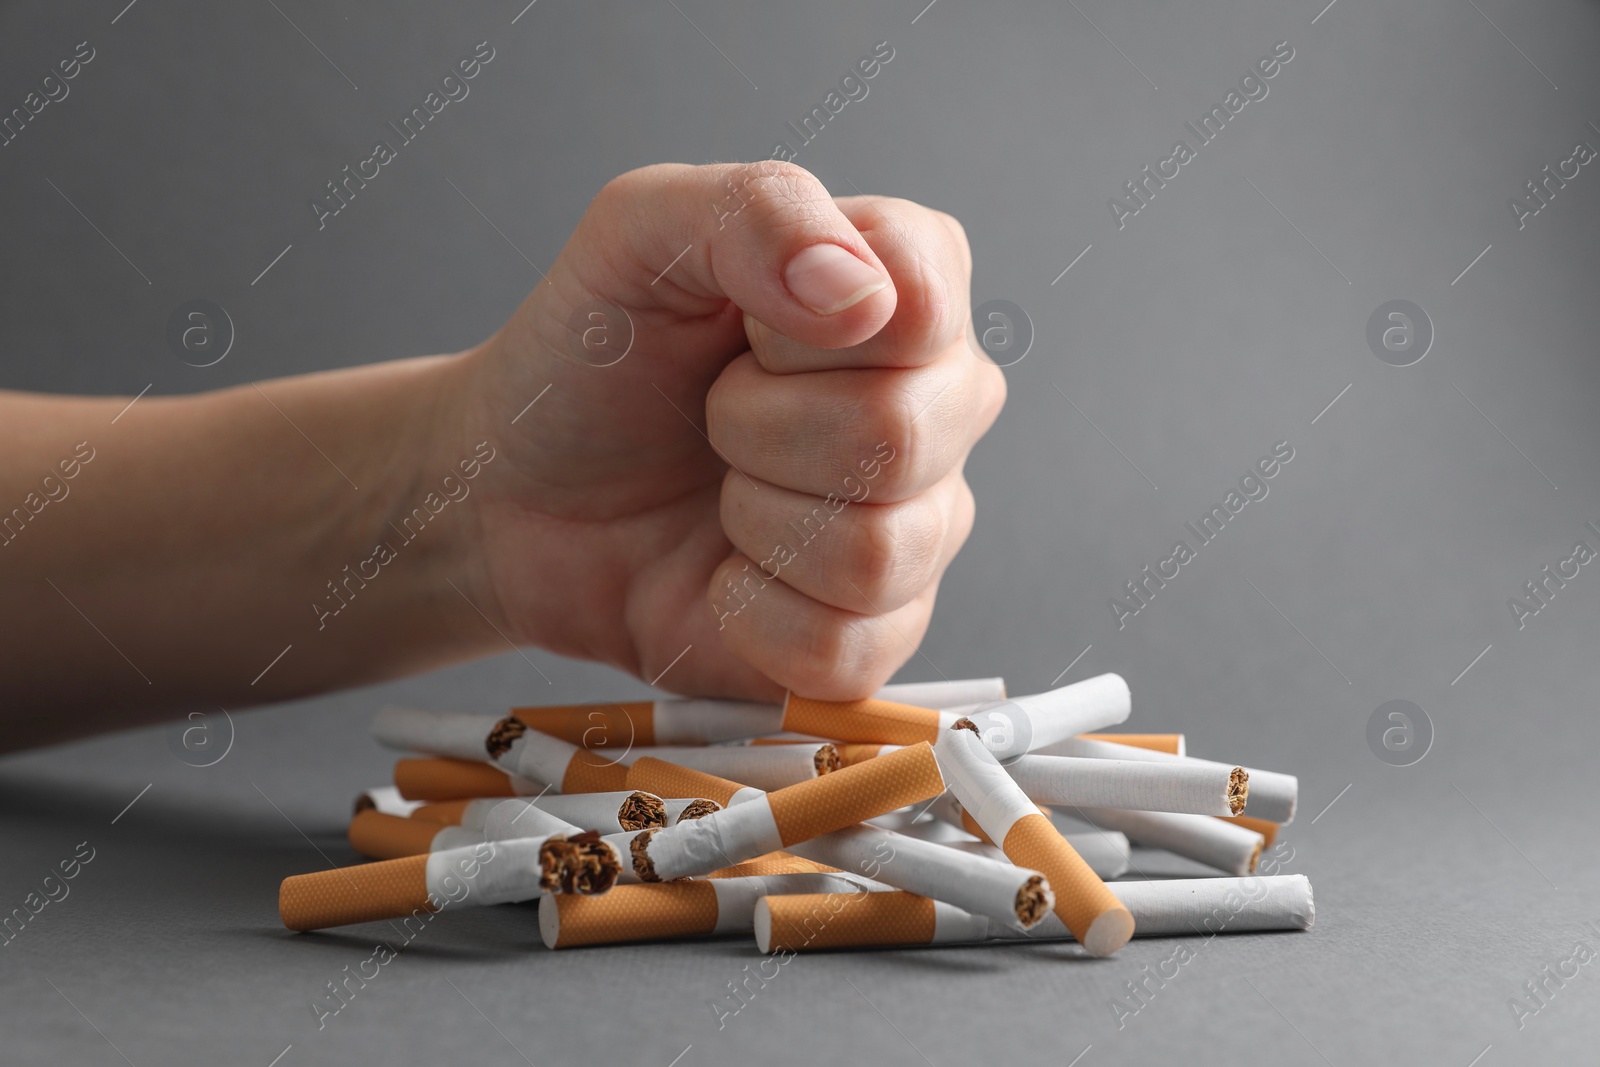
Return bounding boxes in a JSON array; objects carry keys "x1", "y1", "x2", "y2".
[{"x1": 0, "y1": 161, "x2": 1005, "y2": 751}]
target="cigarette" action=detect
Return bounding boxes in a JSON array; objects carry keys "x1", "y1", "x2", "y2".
[
  {"x1": 507, "y1": 678, "x2": 1006, "y2": 749},
  {"x1": 938, "y1": 833, "x2": 1132, "y2": 881},
  {"x1": 513, "y1": 698, "x2": 782, "y2": 747},
  {"x1": 707, "y1": 852, "x2": 839, "y2": 878},
  {"x1": 617, "y1": 744, "x2": 839, "y2": 791},
  {"x1": 392, "y1": 757, "x2": 534, "y2": 801},
  {"x1": 753, "y1": 875, "x2": 1314, "y2": 952},
  {"x1": 278, "y1": 834, "x2": 620, "y2": 932},
  {"x1": 622, "y1": 756, "x2": 766, "y2": 808},
  {"x1": 1067, "y1": 807, "x2": 1265, "y2": 876},
  {"x1": 1224, "y1": 814, "x2": 1281, "y2": 848},
  {"x1": 629, "y1": 742, "x2": 945, "y2": 883},
  {"x1": 664, "y1": 797, "x2": 723, "y2": 823},
  {"x1": 1039, "y1": 736, "x2": 1297, "y2": 823},
  {"x1": 410, "y1": 797, "x2": 580, "y2": 837},
  {"x1": 1080, "y1": 733, "x2": 1186, "y2": 756},
  {"x1": 875, "y1": 677, "x2": 1006, "y2": 708},
  {"x1": 788, "y1": 823, "x2": 1053, "y2": 929},
  {"x1": 924, "y1": 789, "x2": 1048, "y2": 845},
  {"x1": 482, "y1": 791, "x2": 669, "y2": 833},
  {"x1": 355, "y1": 785, "x2": 422, "y2": 818},
  {"x1": 484, "y1": 718, "x2": 631, "y2": 793},
  {"x1": 539, "y1": 871, "x2": 878, "y2": 949},
  {"x1": 936, "y1": 720, "x2": 1132, "y2": 956},
  {"x1": 780, "y1": 673, "x2": 1129, "y2": 759},
  {"x1": 348, "y1": 810, "x2": 488, "y2": 860},
  {"x1": 373, "y1": 709, "x2": 632, "y2": 794},
  {"x1": 1005, "y1": 755, "x2": 1248, "y2": 817}
]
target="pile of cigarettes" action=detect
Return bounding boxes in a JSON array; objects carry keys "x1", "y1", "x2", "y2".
[{"x1": 279, "y1": 675, "x2": 1313, "y2": 957}]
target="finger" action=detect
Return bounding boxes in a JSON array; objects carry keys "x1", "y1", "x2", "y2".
[
  {"x1": 706, "y1": 346, "x2": 1004, "y2": 502},
  {"x1": 719, "y1": 467, "x2": 974, "y2": 614},
  {"x1": 742, "y1": 197, "x2": 972, "y2": 373},
  {"x1": 708, "y1": 554, "x2": 937, "y2": 699},
  {"x1": 572, "y1": 161, "x2": 897, "y2": 349}
]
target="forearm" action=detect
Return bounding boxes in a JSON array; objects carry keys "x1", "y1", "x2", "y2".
[{"x1": 0, "y1": 354, "x2": 500, "y2": 749}]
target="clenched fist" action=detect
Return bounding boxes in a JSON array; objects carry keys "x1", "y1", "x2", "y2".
[{"x1": 459, "y1": 161, "x2": 1006, "y2": 700}]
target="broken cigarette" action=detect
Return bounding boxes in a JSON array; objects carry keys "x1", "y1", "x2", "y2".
[
  {"x1": 616, "y1": 743, "x2": 839, "y2": 791},
  {"x1": 936, "y1": 720, "x2": 1133, "y2": 956},
  {"x1": 1040, "y1": 736, "x2": 1297, "y2": 823},
  {"x1": 508, "y1": 678, "x2": 1007, "y2": 748},
  {"x1": 348, "y1": 809, "x2": 489, "y2": 860},
  {"x1": 629, "y1": 742, "x2": 945, "y2": 883},
  {"x1": 279, "y1": 834, "x2": 620, "y2": 932},
  {"x1": 780, "y1": 674, "x2": 1129, "y2": 759},
  {"x1": 754, "y1": 875, "x2": 1314, "y2": 952},
  {"x1": 412, "y1": 792, "x2": 666, "y2": 834},
  {"x1": 922, "y1": 795, "x2": 1133, "y2": 880},
  {"x1": 1005, "y1": 755, "x2": 1248, "y2": 817},
  {"x1": 787, "y1": 823, "x2": 1053, "y2": 929},
  {"x1": 1079, "y1": 733, "x2": 1186, "y2": 756},
  {"x1": 392, "y1": 757, "x2": 535, "y2": 801},
  {"x1": 1068, "y1": 807, "x2": 1265, "y2": 876},
  {"x1": 539, "y1": 871, "x2": 879, "y2": 949},
  {"x1": 622, "y1": 756, "x2": 763, "y2": 808},
  {"x1": 355, "y1": 785, "x2": 422, "y2": 818}
]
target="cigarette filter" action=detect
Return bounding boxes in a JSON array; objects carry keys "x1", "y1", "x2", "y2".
[
  {"x1": 940, "y1": 834, "x2": 1132, "y2": 881},
  {"x1": 622, "y1": 757, "x2": 765, "y2": 807},
  {"x1": 355, "y1": 786, "x2": 422, "y2": 818},
  {"x1": 1079, "y1": 733, "x2": 1186, "y2": 756},
  {"x1": 279, "y1": 834, "x2": 619, "y2": 932},
  {"x1": 1040, "y1": 736, "x2": 1297, "y2": 824},
  {"x1": 788, "y1": 823, "x2": 1053, "y2": 929},
  {"x1": 1069, "y1": 807, "x2": 1265, "y2": 876},
  {"x1": 392, "y1": 758, "x2": 535, "y2": 801},
  {"x1": 706, "y1": 852, "x2": 839, "y2": 878},
  {"x1": 348, "y1": 810, "x2": 488, "y2": 860},
  {"x1": 614, "y1": 744, "x2": 838, "y2": 791},
  {"x1": 754, "y1": 875, "x2": 1314, "y2": 952},
  {"x1": 937, "y1": 722, "x2": 1132, "y2": 956},
  {"x1": 630, "y1": 743, "x2": 945, "y2": 883},
  {"x1": 540, "y1": 871, "x2": 877, "y2": 949},
  {"x1": 1005, "y1": 755, "x2": 1247, "y2": 817},
  {"x1": 781, "y1": 674, "x2": 1129, "y2": 760}
]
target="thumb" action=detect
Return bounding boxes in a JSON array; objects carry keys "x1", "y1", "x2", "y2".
[{"x1": 571, "y1": 161, "x2": 897, "y2": 349}]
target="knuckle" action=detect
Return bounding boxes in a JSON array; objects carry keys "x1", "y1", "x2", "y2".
[
  {"x1": 846, "y1": 501, "x2": 940, "y2": 605},
  {"x1": 853, "y1": 386, "x2": 921, "y2": 499},
  {"x1": 790, "y1": 615, "x2": 894, "y2": 699}
]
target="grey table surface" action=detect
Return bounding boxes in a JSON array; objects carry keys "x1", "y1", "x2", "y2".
[{"x1": 3, "y1": 0, "x2": 1599, "y2": 1064}]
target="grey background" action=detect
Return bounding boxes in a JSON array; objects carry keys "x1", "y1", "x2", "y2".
[{"x1": 3, "y1": 0, "x2": 1598, "y2": 1063}]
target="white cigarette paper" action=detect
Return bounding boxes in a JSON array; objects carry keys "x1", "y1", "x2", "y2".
[
  {"x1": 1069, "y1": 807, "x2": 1265, "y2": 876},
  {"x1": 1040, "y1": 736, "x2": 1298, "y2": 823},
  {"x1": 752, "y1": 875, "x2": 1315, "y2": 952},
  {"x1": 357, "y1": 785, "x2": 421, "y2": 817},
  {"x1": 371, "y1": 707, "x2": 500, "y2": 761},
  {"x1": 1005, "y1": 755, "x2": 1247, "y2": 817},
  {"x1": 958, "y1": 673, "x2": 1131, "y2": 760},
  {"x1": 788, "y1": 824, "x2": 1054, "y2": 929}
]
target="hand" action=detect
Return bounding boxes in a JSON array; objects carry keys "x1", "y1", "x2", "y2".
[{"x1": 448, "y1": 162, "x2": 1006, "y2": 700}]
